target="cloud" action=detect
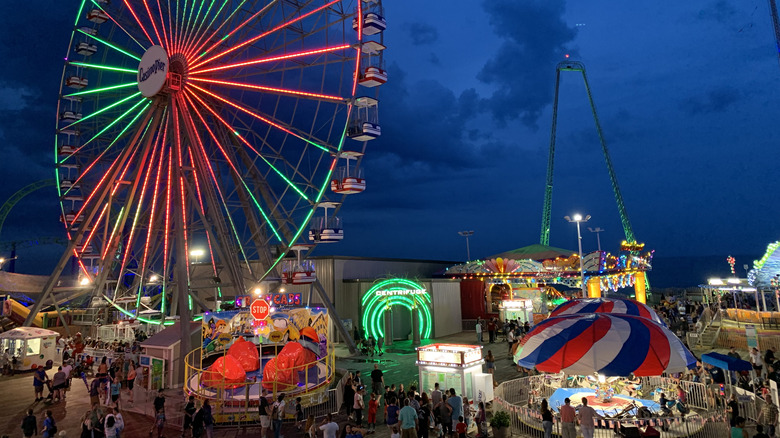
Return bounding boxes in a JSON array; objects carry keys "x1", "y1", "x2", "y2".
[
  {"x1": 680, "y1": 86, "x2": 742, "y2": 115},
  {"x1": 402, "y1": 22, "x2": 439, "y2": 46},
  {"x1": 478, "y1": 0, "x2": 577, "y2": 127}
]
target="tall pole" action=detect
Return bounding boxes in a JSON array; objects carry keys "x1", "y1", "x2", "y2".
[
  {"x1": 566, "y1": 215, "x2": 589, "y2": 297},
  {"x1": 458, "y1": 231, "x2": 474, "y2": 261},
  {"x1": 588, "y1": 227, "x2": 603, "y2": 252}
]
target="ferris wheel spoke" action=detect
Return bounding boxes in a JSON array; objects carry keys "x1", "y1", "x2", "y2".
[
  {"x1": 181, "y1": 93, "x2": 287, "y2": 244},
  {"x1": 76, "y1": 28, "x2": 143, "y2": 62},
  {"x1": 87, "y1": 0, "x2": 149, "y2": 51},
  {"x1": 139, "y1": 0, "x2": 166, "y2": 47},
  {"x1": 180, "y1": 0, "x2": 205, "y2": 55},
  {"x1": 60, "y1": 92, "x2": 142, "y2": 130},
  {"x1": 191, "y1": 0, "x2": 341, "y2": 70},
  {"x1": 64, "y1": 82, "x2": 138, "y2": 98},
  {"x1": 152, "y1": 0, "x2": 172, "y2": 50},
  {"x1": 59, "y1": 98, "x2": 149, "y2": 165},
  {"x1": 188, "y1": 84, "x2": 333, "y2": 153},
  {"x1": 188, "y1": 77, "x2": 346, "y2": 103},
  {"x1": 120, "y1": 0, "x2": 157, "y2": 47},
  {"x1": 138, "y1": 131, "x2": 169, "y2": 309},
  {"x1": 67, "y1": 62, "x2": 137, "y2": 74},
  {"x1": 181, "y1": 0, "x2": 233, "y2": 59},
  {"x1": 185, "y1": 0, "x2": 270, "y2": 60},
  {"x1": 184, "y1": 90, "x2": 314, "y2": 204},
  {"x1": 189, "y1": 44, "x2": 351, "y2": 75}
]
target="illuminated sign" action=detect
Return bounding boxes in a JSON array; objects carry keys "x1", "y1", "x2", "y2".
[
  {"x1": 268, "y1": 293, "x2": 302, "y2": 307},
  {"x1": 501, "y1": 299, "x2": 533, "y2": 309},
  {"x1": 374, "y1": 288, "x2": 426, "y2": 297},
  {"x1": 416, "y1": 344, "x2": 484, "y2": 367}
]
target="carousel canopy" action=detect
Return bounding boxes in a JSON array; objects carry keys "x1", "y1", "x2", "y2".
[
  {"x1": 550, "y1": 297, "x2": 665, "y2": 326},
  {"x1": 515, "y1": 313, "x2": 696, "y2": 376},
  {"x1": 701, "y1": 352, "x2": 752, "y2": 372},
  {"x1": 489, "y1": 244, "x2": 575, "y2": 262},
  {"x1": 0, "y1": 327, "x2": 60, "y2": 340}
]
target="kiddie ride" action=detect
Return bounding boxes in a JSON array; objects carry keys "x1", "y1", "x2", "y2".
[{"x1": 184, "y1": 324, "x2": 334, "y2": 424}]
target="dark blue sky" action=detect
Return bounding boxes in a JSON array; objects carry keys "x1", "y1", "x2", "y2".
[{"x1": 1, "y1": 1, "x2": 780, "y2": 275}]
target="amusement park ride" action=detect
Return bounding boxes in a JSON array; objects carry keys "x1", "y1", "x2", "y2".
[{"x1": 20, "y1": 0, "x2": 388, "y2": 355}]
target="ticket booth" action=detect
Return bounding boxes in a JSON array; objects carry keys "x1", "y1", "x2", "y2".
[
  {"x1": 499, "y1": 299, "x2": 534, "y2": 324},
  {"x1": 416, "y1": 344, "x2": 493, "y2": 402}
]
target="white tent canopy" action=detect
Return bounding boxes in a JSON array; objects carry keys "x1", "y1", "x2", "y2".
[{"x1": 0, "y1": 327, "x2": 59, "y2": 340}]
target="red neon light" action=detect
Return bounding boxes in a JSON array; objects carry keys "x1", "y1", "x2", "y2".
[
  {"x1": 185, "y1": 132, "x2": 219, "y2": 275},
  {"x1": 187, "y1": 90, "x2": 263, "y2": 157},
  {"x1": 123, "y1": 0, "x2": 156, "y2": 46},
  {"x1": 141, "y1": 122, "x2": 167, "y2": 277},
  {"x1": 153, "y1": 0, "x2": 171, "y2": 50},
  {"x1": 190, "y1": 44, "x2": 351, "y2": 75},
  {"x1": 187, "y1": 77, "x2": 344, "y2": 101},
  {"x1": 188, "y1": 84, "x2": 327, "y2": 151},
  {"x1": 173, "y1": 97, "x2": 191, "y2": 276},
  {"x1": 141, "y1": 0, "x2": 163, "y2": 48},
  {"x1": 184, "y1": 4, "x2": 268, "y2": 59},
  {"x1": 190, "y1": 0, "x2": 342, "y2": 70}
]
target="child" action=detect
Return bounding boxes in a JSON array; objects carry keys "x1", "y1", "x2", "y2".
[
  {"x1": 295, "y1": 397, "x2": 304, "y2": 430},
  {"x1": 390, "y1": 426, "x2": 400, "y2": 438},
  {"x1": 456, "y1": 416, "x2": 467, "y2": 438},
  {"x1": 154, "y1": 407, "x2": 166, "y2": 438},
  {"x1": 367, "y1": 393, "x2": 380, "y2": 433}
]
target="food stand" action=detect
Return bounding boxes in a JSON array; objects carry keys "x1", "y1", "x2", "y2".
[
  {"x1": 499, "y1": 299, "x2": 534, "y2": 323},
  {"x1": 0, "y1": 327, "x2": 59, "y2": 370},
  {"x1": 416, "y1": 343, "x2": 493, "y2": 402}
]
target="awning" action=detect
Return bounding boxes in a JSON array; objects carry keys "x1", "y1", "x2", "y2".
[{"x1": 701, "y1": 352, "x2": 752, "y2": 371}]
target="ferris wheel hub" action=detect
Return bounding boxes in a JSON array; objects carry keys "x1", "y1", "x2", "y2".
[{"x1": 137, "y1": 45, "x2": 169, "y2": 98}]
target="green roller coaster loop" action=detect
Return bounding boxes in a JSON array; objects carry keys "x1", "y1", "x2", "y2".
[{"x1": 0, "y1": 179, "x2": 57, "y2": 240}]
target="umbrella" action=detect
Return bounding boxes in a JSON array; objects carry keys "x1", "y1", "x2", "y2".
[
  {"x1": 515, "y1": 313, "x2": 696, "y2": 376},
  {"x1": 549, "y1": 297, "x2": 666, "y2": 326}
]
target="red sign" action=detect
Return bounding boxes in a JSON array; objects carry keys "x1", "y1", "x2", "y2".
[
  {"x1": 250, "y1": 299, "x2": 270, "y2": 320},
  {"x1": 269, "y1": 293, "x2": 302, "y2": 307}
]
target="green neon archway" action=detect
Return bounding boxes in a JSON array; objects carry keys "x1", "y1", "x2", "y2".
[{"x1": 361, "y1": 279, "x2": 432, "y2": 341}]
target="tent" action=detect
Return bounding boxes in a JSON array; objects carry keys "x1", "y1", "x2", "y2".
[
  {"x1": 701, "y1": 353, "x2": 752, "y2": 371},
  {"x1": 488, "y1": 244, "x2": 575, "y2": 262},
  {"x1": 0, "y1": 327, "x2": 59, "y2": 370}
]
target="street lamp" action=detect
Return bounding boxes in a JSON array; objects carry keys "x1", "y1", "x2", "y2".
[
  {"x1": 190, "y1": 249, "x2": 205, "y2": 263},
  {"x1": 0, "y1": 256, "x2": 18, "y2": 271},
  {"x1": 458, "y1": 231, "x2": 475, "y2": 261},
  {"x1": 587, "y1": 227, "x2": 604, "y2": 252},
  {"x1": 565, "y1": 214, "x2": 590, "y2": 296}
]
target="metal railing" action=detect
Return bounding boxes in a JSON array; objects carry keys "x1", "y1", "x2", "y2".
[
  {"x1": 493, "y1": 375, "x2": 731, "y2": 437},
  {"x1": 183, "y1": 344, "x2": 335, "y2": 424}
]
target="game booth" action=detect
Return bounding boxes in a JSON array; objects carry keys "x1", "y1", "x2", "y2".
[
  {"x1": 492, "y1": 298, "x2": 736, "y2": 437},
  {"x1": 0, "y1": 327, "x2": 60, "y2": 370},
  {"x1": 417, "y1": 344, "x2": 494, "y2": 403},
  {"x1": 185, "y1": 294, "x2": 333, "y2": 424}
]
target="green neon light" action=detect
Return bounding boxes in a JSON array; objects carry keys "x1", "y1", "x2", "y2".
[
  {"x1": 361, "y1": 279, "x2": 432, "y2": 341},
  {"x1": 103, "y1": 294, "x2": 204, "y2": 325},
  {"x1": 257, "y1": 154, "x2": 310, "y2": 202},
  {"x1": 77, "y1": 28, "x2": 141, "y2": 61},
  {"x1": 59, "y1": 98, "x2": 147, "y2": 165},
  {"x1": 194, "y1": 0, "x2": 248, "y2": 59},
  {"x1": 755, "y1": 241, "x2": 780, "y2": 270},
  {"x1": 74, "y1": 0, "x2": 87, "y2": 26},
  {"x1": 69, "y1": 62, "x2": 137, "y2": 74},
  {"x1": 62, "y1": 92, "x2": 142, "y2": 129},
  {"x1": 64, "y1": 82, "x2": 137, "y2": 97},
  {"x1": 88, "y1": 0, "x2": 146, "y2": 50}
]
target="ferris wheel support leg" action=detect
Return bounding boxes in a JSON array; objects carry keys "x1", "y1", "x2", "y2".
[
  {"x1": 173, "y1": 115, "x2": 192, "y2": 377},
  {"x1": 312, "y1": 279, "x2": 357, "y2": 354},
  {"x1": 24, "y1": 106, "x2": 158, "y2": 327},
  {"x1": 52, "y1": 300, "x2": 72, "y2": 336}
]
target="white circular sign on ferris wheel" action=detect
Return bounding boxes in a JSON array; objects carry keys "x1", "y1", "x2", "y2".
[{"x1": 137, "y1": 45, "x2": 169, "y2": 97}]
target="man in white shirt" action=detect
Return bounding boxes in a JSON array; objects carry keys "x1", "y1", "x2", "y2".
[
  {"x1": 319, "y1": 413, "x2": 339, "y2": 438},
  {"x1": 431, "y1": 383, "x2": 442, "y2": 406},
  {"x1": 577, "y1": 397, "x2": 602, "y2": 438},
  {"x1": 475, "y1": 318, "x2": 483, "y2": 343}
]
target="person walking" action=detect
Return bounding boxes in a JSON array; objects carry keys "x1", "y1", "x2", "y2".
[
  {"x1": 559, "y1": 398, "x2": 577, "y2": 438},
  {"x1": 272, "y1": 393, "x2": 286, "y2": 438},
  {"x1": 577, "y1": 397, "x2": 602, "y2": 438},
  {"x1": 42, "y1": 410, "x2": 57, "y2": 438},
  {"x1": 21, "y1": 409, "x2": 38, "y2": 438},
  {"x1": 540, "y1": 398, "x2": 553, "y2": 438},
  {"x1": 354, "y1": 385, "x2": 366, "y2": 426},
  {"x1": 484, "y1": 351, "x2": 495, "y2": 374},
  {"x1": 203, "y1": 399, "x2": 214, "y2": 438},
  {"x1": 370, "y1": 363, "x2": 385, "y2": 396},
  {"x1": 258, "y1": 388, "x2": 272, "y2": 438},
  {"x1": 183, "y1": 395, "x2": 197, "y2": 438},
  {"x1": 399, "y1": 398, "x2": 419, "y2": 438}
]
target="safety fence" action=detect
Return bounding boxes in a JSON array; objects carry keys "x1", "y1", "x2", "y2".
[{"x1": 493, "y1": 375, "x2": 732, "y2": 437}]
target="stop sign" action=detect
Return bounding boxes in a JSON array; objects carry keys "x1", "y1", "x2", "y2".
[{"x1": 250, "y1": 299, "x2": 270, "y2": 320}]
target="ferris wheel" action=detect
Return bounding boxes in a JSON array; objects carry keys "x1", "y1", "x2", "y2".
[{"x1": 28, "y1": 0, "x2": 387, "y2": 328}]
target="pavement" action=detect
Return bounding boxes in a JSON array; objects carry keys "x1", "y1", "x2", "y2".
[{"x1": 0, "y1": 331, "x2": 514, "y2": 438}]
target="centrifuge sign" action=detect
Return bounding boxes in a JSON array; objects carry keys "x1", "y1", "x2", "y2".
[{"x1": 137, "y1": 45, "x2": 169, "y2": 97}]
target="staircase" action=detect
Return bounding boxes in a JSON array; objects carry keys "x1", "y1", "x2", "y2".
[{"x1": 688, "y1": 310, "x2": 722, "y2": 350}]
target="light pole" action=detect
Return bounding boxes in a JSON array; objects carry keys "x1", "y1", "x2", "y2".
[
  {"x1": 587, "y1": 227, "x2": 604, "y2": 252},
  {"x1": 458, "y1": 231, "x2": 474, "y2": 261},
  {"x1": 565, "y1": 214, "x2": 590, "y2": 297}
]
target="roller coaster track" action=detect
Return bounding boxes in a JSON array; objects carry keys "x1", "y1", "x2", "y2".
[{"x1": 0, "y1": 179, "x2": 57, "y2": 240}]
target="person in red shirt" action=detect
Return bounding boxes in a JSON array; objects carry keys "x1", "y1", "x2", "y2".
[
  {"x1": 456, "y1": 416, "x2": 467, "y2": 438},
  {"x1": 367, "y1": 392, "x2": 381, "y2": 433},
  {"x1": 487, "y1": 320, "x2": 496, "y2": 343}
]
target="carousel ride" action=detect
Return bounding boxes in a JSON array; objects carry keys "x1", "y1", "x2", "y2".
[{"x1": 27, "y1": 0, "x2": 387, "y2": 422}]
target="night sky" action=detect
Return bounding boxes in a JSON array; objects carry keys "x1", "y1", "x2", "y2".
[{"x1": 1, "y1": 1, "x2": 780, "y2": 280}]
